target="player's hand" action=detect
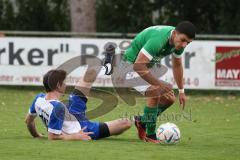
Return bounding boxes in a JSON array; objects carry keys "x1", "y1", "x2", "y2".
[
  {"x1": 178, "y1": 92, "x2": 186, "y2": 110},
  {"x1": 77, "y1": 127, "x2": 93, "y2": 141}
]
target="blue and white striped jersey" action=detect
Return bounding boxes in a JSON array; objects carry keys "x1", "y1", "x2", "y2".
[{"x1": 29, "y1": 93, "x2": 81, "y2": 135}]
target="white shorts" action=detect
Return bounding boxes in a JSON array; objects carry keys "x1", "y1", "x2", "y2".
[{"x1": 112, "y1": 60, "x2": 168, "y2": 95}]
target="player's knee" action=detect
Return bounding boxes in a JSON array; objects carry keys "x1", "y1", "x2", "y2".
[
  {"x1": 167, "y1": 94, "x2": 176, "y2": 105},
  {"x1": 145, "y1": 85, "x2": 160, "y2": 98},
  {"x1": 147, "y1": 97, "x2": 158, "y2": 106},
  {"x1": 159, "y1": 90, "x2": 176, "y2": 106}
]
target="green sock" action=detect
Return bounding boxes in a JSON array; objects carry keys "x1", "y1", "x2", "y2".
[
  {"x1": 157, "y1": 104, "x2": 169, "y2": 116},
  {"x1": 141, "y1": 106, "x2": 158, "y2": 136}
]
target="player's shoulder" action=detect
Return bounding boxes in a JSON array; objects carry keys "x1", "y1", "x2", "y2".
[
  {"x1": 49, "y1": 101, "x2": 66, "y2": 117},
  {"x1": 49, "y1": 100, "x2": 65, "y2": 110},
  {"x1": 49, "y1": 100, "x2": 64, "y2": 107},
  {"x1": 29, "y1": 93, "x2": 46, "y2": 114},
  {"x1": 35, "y1": 93, "x2": 46, "y2": 99},
  {"x1": 143, "y1": 25, "x2": 174, "y2": 42},
  {"x1": 34, "y1": 93, "x2": 63, "y2": 109},
  {"x1": 32, "y1": 93, "x2": 45, "y2": 103}
]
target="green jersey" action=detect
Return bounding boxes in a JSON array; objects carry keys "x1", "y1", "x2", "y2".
[{"x1": 123, "y1": 26, "x2": 184, "y2": 67}]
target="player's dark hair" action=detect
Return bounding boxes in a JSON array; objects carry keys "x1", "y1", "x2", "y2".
[
  {"x1": 43, "y1": 69, "x2": 67, "y2": 92},
  {"x1": 175, "y1": 21, "x2": 196, "y2": 39}
]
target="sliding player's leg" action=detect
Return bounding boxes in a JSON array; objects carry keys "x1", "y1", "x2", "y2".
[
  {"x1": 75, "y1": 43, "x2": 115, "y2": 96},
  {"x1": 78, "y1": 118, "x2": 132, "y2": 140},
  {"x1": 105, "y1": 118, "x2": 132, "y2": 136},
  {"x1": 67, "y1": 44, "x2": 117, "y2": 139}
]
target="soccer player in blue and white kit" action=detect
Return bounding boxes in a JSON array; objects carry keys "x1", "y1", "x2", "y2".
[{"x1": 25, "y1": 45, "x2": 132, "y2": 140}]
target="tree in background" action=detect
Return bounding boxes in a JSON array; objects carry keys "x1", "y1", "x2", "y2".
[
  {"x1": 0, "y1": 0, "x2": 239, "y2": 34},
  {"x1": 96, "y1": 0, "x2": 240, "y2": 34},
  {"x1": 96, "y1": 0, "x2": 154, "y2": 33},
  {"x1": 0, "y1": 0, "x2": 70, "y2": 31},
  {"x1": 69, "y1": 0, "x2": 96, "y2": 32},
  {"x1": 217, "y1": 0, "x2": 240, "y2": 34},
  {"x1": 153, "y1": 0, "x2": 223, "y2": 34},
  {"x1": 15, "y1": 0, "x2": 70, "y2": 31},
  {"x1": 0, "y1": 0, "x2": 16, "y2": 30}
]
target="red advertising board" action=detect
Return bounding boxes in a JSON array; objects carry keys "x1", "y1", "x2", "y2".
[{"x1": 215, "y1": 47, "x2": 240, "y2": 87}]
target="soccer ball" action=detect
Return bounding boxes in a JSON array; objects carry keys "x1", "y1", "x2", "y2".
[{"x1": 156, "y1": 122, "x2": 181, "y2": 144}]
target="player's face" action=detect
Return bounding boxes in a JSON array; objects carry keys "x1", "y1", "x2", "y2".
[{"x1": 173, "y1": 31, "x2": 193, "y2": 50}]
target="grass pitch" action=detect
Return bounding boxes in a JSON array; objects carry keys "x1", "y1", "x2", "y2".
[{"x1": 0, "y1": 86, "x2": 239, "y2": 160}]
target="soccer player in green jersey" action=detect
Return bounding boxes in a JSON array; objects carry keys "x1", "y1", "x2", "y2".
[{"x1": 121, "y1": 21, "x2": 196, "y2": 143}]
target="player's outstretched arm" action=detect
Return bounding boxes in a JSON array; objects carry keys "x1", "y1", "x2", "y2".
[
  {"x1": 172, "y1": 56, "x2": 186, "y2": 109},
  {"x1": 25, "y1": 114, "x2": 43, "y2": 138},
  {"x1": 48, "y1": 127, "x2": 93, "y2": 141}
]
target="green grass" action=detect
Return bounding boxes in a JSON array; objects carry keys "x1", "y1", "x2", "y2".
[{"x1": 0, "y1": 86, "x2": 240, "y2": 160}]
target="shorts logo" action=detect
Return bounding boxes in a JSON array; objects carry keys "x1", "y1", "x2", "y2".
[{"x1": 215, "y1": 46, "x2": 240, "y2": 87}]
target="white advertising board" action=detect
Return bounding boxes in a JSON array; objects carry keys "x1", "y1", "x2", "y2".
[{"x1": 0, "y1": 37, "x2": 239, "y2": 90}]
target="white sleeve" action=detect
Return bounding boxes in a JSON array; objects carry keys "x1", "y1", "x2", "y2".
[
  {"x1": 172, "y1": 52, "x2": 182, "y2": 58},
  {"x1": 140, "y1": 48, "x2": 153, "y2": 60}
]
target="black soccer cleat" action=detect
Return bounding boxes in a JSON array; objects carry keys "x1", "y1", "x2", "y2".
[
  {"x1": 103, "y1": 43, "x2": 115, "y2": 75},
  {"x1": 146, "y1": 134, "x2": 157, "y2": 140},
  {"x1": 144, "y1": 134, "x2": 160, "y2": 144}
]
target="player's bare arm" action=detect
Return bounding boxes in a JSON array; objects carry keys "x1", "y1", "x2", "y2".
[
  {"x1": 172, "y1": 56, "x2": 186, "y2": 109},
  {"x1": 25, "y1": 114, "x2": 43, "y2": 138}
]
